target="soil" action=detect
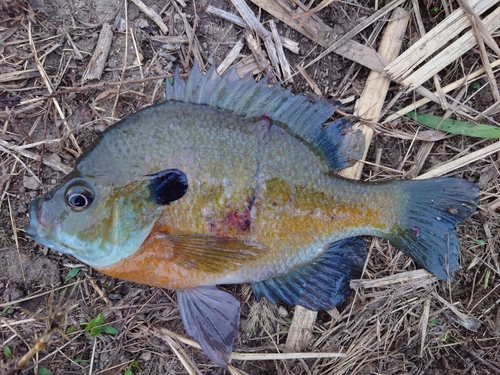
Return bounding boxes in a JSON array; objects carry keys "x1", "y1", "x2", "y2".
[{"x1": 1, "y1": 0, "x2": 499, "y2": 374}]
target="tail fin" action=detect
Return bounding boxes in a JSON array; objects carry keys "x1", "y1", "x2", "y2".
[{"x1": 389, "y1": 178, "x2": 478, "y2": 281}]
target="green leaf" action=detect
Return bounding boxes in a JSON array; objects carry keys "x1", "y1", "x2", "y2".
[
  {"x1": 4, "y1": 346, "x2": 12, "y2": 359},
  {"x1": 440, "y1": 330, "x2": 450, "y2": 342},
  {"x1": 102, "y1": 325, "x2": 119, "y2": 335},
  {"x1": 471, "y1": 237, "x2": 486, "y2": 246},
  {"x1": 74, "y1": 358, "x2": 88, "y2": 365},
  {"x1": 123, "y1": 360, "x2": 139, "y2": 375},
  {"x1": 483, "y1": 270, "x2": 491, "y2": 289},
  {"x1": 2, "y1": 306, "x2": 11, "y2": 316},
  {"x1": 83, "y1": 313, "x2": 118, "y2": 337},
  {"x1": 84, "y1": 313, "x2": 103, "y2": 330},
  {"x1": 428, "y1": 318, "x2": 439, "y2": 328},
  {"x1": 406, "y1": 111, "x2": 500, "y2": 138},
  {"x1": 65, "y1": 267, "x2": 82, "y2": 282},
  {"x1": 38, "y1": 367, "x2": 53, "y2": 375},
  {"x1": 90, "y1": 327, "x2": 101, "y2": 337}
]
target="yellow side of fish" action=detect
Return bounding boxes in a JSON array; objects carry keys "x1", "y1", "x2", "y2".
[{"x1": 95, "y1": 169, "x2": 397, "y2": 290}]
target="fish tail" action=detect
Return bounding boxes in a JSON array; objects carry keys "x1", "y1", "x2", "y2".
[{"x1": 389, "y1": 178, "x2": 478, "y2": 281}]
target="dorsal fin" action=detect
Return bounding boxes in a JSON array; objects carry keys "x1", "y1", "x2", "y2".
[{"x1": 166, "y1": 63, "x2": 365, "y2": 170}]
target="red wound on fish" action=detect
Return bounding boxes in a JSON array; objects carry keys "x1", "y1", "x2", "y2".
[
  {"x1": 410, "y1": 226, "x2": 421, "y2": 237},
  {"x1": 222, "y1": 210, "x2": 252, "y2": 233},
  {"x1": 213, "y1": 195, "x2": 255, "y2": 236},
  {"x1": 260, "y1": 115, "x2": 272, "y2": 128}
]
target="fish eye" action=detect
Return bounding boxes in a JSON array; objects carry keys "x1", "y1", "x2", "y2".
[{"x1": 65, "y1": 183, "x2": 94, "y2": 211}]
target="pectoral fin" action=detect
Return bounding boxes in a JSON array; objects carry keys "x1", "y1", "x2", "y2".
[
  {"x1": 252, "y1": 237, "x2": 367, "y2": 310},
  {"x1": 155, "y1": 234, "x2": 263, "y2": 273},
  {"x1": 176, "y1": 286, "x2": 240, "y2": 368}
]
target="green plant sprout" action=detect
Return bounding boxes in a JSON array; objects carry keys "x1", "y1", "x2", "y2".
[{"x1": 83, "y1": 313, "x2": 118, "y2": 338}]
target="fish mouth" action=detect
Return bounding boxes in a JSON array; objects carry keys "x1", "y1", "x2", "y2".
[
  {"x1": 24, "y1": 198, "x2": 40, "y2": 237},
  {"x1": 24, "y1": 199, "x2": 57, "y2": 249}
]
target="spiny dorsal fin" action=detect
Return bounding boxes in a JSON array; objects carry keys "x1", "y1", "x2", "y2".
[{"x1": 166, "y1": 63, "x2": 365, "y2": 170}]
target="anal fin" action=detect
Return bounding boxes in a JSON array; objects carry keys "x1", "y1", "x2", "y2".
[
  {"x1": 176, "y1": 286, "x2": 240, "y2": 368},
  {"x1": 252, "y1": 237, "x2": 367, "y2": 311}
]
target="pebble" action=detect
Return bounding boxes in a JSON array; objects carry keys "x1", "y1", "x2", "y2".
[
  {"x1": 23, "y1": 175, "x2": 41, "y2": 190},
  {"x1": 140, "y1": 351, "x2": 152, "y2": 361},
  {"x1": 278, "y1": 306, "x2": 288, "y2": 317},
  {"x1": 118, "y1": 18, "x2": 126, "y2": 32}
]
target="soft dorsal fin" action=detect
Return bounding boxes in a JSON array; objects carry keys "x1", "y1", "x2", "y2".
[{"x1": 165, "y1": 63, "x2": 365, "y2": 170}]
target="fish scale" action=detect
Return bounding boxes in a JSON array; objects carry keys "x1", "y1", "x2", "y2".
[{"x1": 25, "y1": 64, "x2": 479, "y2": 368}]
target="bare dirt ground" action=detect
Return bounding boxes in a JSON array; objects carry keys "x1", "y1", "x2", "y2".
[{"x1": 1, "y1": 0, "x2": 499, "y2": 374}]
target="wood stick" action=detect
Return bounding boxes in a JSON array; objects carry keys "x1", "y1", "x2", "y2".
[
  {"x1": 231, "y1": 0, "x2": 280, "y2": 79},
  {"x1": 206, "y1": 5, "x2": 247, "y2": 28},
  {"x1": 399, "y1": 5, "x2": 500, "y2": 90},
  {"x1": 130, "y1": 0, "x2": 168, "y2": 34},
  {"x1": 457, "y1": 0, "x2": 500, "y2": 102},
  {"x1": 206, "y1": 5, "x2": 300, "y2": 54},
  {"x1": 420, "y1": 298, "x2": 431, "y2": 357},
  {"x1": 350, "y1": 269, "x2": 434, "y2": 288},
  {"x1": 231, "y1": 350, "x2": 345, "y2": 360},
  {"x1": 278, "y1": 0, "x2": 320, "y2": 37},
  {"x1": 299, "y1": 0, "x2": 406, "y2": 72},
  {"x1": 415, "y1": 140, "x2": 500, "y2": 179},
  {"x1": 250, "y1": 0, "x2": 386, "y2": 73},
  {"x1": 456, "y1": 0, "x2": 500, "y2": 56},
  {"x1": 339, "y1": 8, "x2": 410, "y2": 180},
  {"x1": 236, "y1": 54, "x2": 261, "y2": 76},
  {"x1": 296, "y1": 65, "x2": 321, "y2": 96},
  {"x1": 217, "y1": 37, "x2": 245, "y2": 76},
  {"x1": 285, "y1": 307, "x2": 317, "y2": 351},
  {"x1": 433, "y1": 292, "x2": 481, "y2": 331},
  {"x1": 0, "y1": 69, "x2": 39, "y2": 83},
  {"x1": 244, "y1": 29, "x2": 277, "y2": 83},
  {"x1": 292, "y1": 0, "x2": 335, "y2": 28},
  {"x1": 83, "y1": 22, "x2": 113, "y2": 82},
  {"x1": 269, "y1": 20, "x2": 293, "y2": 83},
  {"x1": 383, "y1": 59, "x2": 500, "y2": 122},
  {"x1": 231, "y1": 0, "x2": 271, "y2": 40},
  {"x1": 384, "y1": 0, "x2": 493, "y2": 80}
]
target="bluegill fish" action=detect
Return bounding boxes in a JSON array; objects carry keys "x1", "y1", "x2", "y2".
[{"x1": 25, "y1": 64, "x2": 478, "y2": 368}]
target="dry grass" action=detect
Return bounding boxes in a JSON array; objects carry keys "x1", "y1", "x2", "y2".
[{"x1": 1, "y1": 0, "x2": 499, "y2": 374}]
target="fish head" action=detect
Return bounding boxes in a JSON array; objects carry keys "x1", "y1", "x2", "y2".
[{"x1": 24, "y1": 169, "x2": 165, "y2": 267}]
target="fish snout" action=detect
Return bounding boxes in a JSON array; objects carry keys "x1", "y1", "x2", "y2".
[
  {"x1": 25, "y1": 198, "x2": 55, "y2": 237},
  {"x1": 24, "y1": 198, "x2": 41, "y2": 236}
]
